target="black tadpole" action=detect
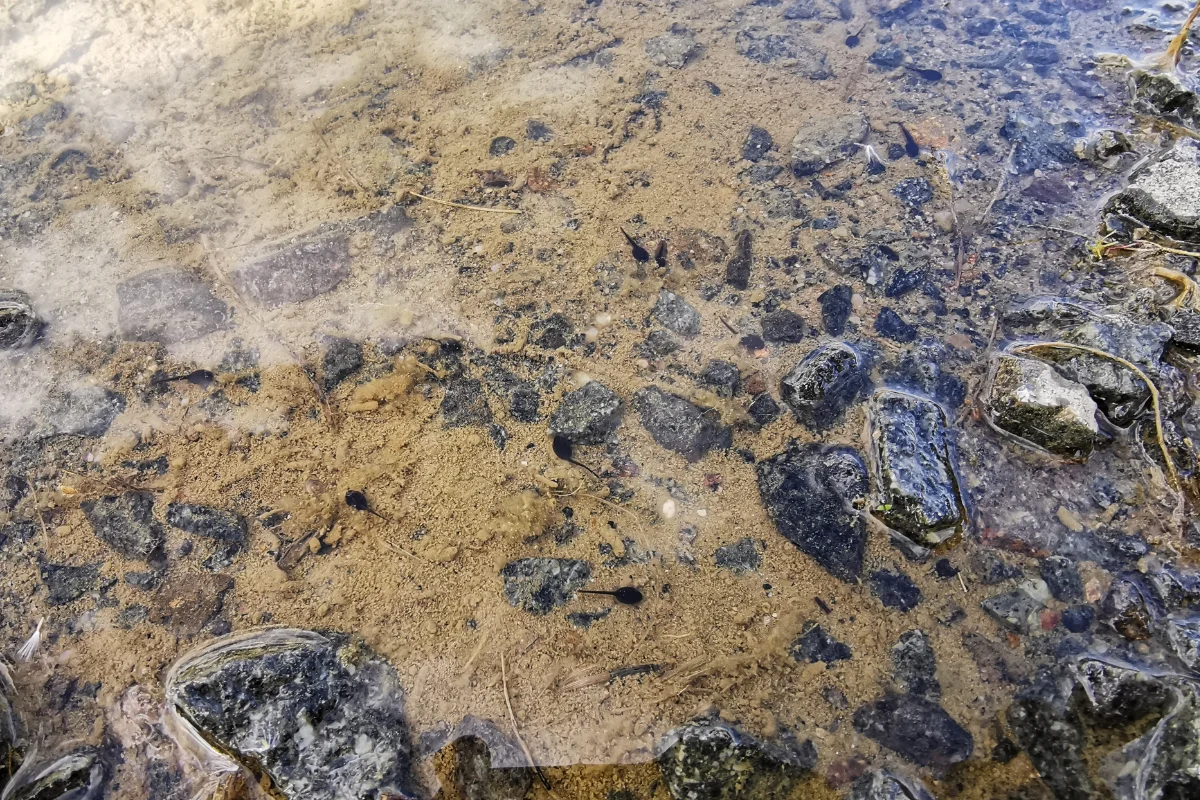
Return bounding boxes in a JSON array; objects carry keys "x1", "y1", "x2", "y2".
[
  {"x1": 152, "y1": 369, "x2": 216, "y2": 387},
  {"x1": 552, "y1": 434, "x2": 603, "y2": 480},
  {"x1": 580, "y1": 587, "x2": 644, "y2": 605},
  {"x1": 654, "y1": 239, "x2": 667, "y2": 269},
  {"x1": 895, "y1": 121, "x2": 920, "y2": 158},
  {"x1": 344, "y1": 489, "x2": 389, "y2": 521},
  {"x1": 621, "y1": 228, "x2": 650, "y2": 262}
]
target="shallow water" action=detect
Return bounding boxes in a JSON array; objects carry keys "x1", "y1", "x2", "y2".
[{"x1": 3, "y1": 0, "x2": 1200, "y2": 798}]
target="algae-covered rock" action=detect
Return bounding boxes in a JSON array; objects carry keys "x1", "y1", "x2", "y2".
[
  {"x1": 984, "y1": 354, "x2": 1099, "y2": 457},
  {"x1": 656, "y1": 719, "x2": 817, "y2": 800},
  {"x1": 779, "y1": 342, "x2": 870, "y2": 430}
]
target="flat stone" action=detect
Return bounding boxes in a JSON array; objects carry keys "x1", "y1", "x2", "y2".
[
  {"x1": 548, "y1": 381, "x2": 623, "y2": 444},
  {"x1": 653, "y1": 290, "x2": 701, "y2": 337},
  {"x1": 761, "y1": 310, "x2": 806, "y2": 343},
  {"x1": 779, "y1": 342, "x2": 869, "y2": 430},
  {"x1": 791, "y1": 113, "x2": 867, "y2": 177},
  {"x1": 791, "y1": 622, "x2": 852, "y2": 666},
  {"x1": 166, "y1": 629, "x2": 418, "y2": 800},
  {"x1": 853, "y1": 694, "x2": 973, "y2": 768},
  {"x1": 633, "y1": 387, "x2": 732, "y2": 462},
  {"x1": 870, "y1": 568, "x2": 922, "y2": 612},
  {"x1": 657, "y1": 719, "x2": 817, "y2": 800},
  {"x1": 699, "y1": 360, "x2": 740, "y2": 398},
  {"x1": 1040, "y1": 555, "x2": 1083, "y2": 602},
  {"x1": 1106, "y1": 148, "x2": 1200, "y2": 240},
  {"x1": 500, "y1": 557, "x2": 591, "y2": 615},
  {"x1": 645, "y1": 24, "x2": 702, "y2": 69},
  {"x1": 756, "y1": 442, "x2": 869, "y2": 582},
  {"x1": 714, "y1": 537, "x2": 762, "y2": 573},
  {"x1": 981, "y1": 588, "x2": 1044, "y2": 634},
  {"x1": 892, "y1": 630, "x2": 940, "y2": 700},
  {"x1": 892, "y1": 178, "x2": 934, "y2": 208},
  {"x1": 985, "y1": 354, "x2": 1099, "y2": 457},
  {"x1": 442, "y1": 379, "x2": 493, "y2": 427},
  {"x1": 151, "y1": 572, "x2": 233, "y2": 636},
  {"x1": 726, "y1": 230, "x2": 753, "y2": 290},
  {"x1": 82, "y1": 492, "x2": 165, "y2": 561},
  {"x1": 868, "y1": 390, "x2": 963, "y2": 542},
  {"x1": 47, "y1": 387, "x2": 126, "y2": 437},
  {"x1": 748, "y1": 394, "x2": 781, "y2": 426},
  {"x1": 40, "y1": 562, "x2": 101, "y2": 605},
  {"x1": 874, "y1": 307, "x2": 917, "y2": 342},
  {"x1": 742, "y1": 126, "x2": 774, "y2": 162},
  {"x1": 819, "y1": 284, "x2": 853, "y2": 335},
  {"x1": 738, "y1": 26, "x2": 827, "y2": 73},
  {"x1": 321, "y1": 337, "x2": 363, "y2": 390},
  {"x1": 1035, "y1": 348, "x2": 1148, "y2": 427},
  {"x1": 116, "y1": 268, "x2": 231, "y2": 344},
  {"x1": 999, "y1": 113, "x2": 1078, "y2": 175},
  {"x1": 165, "y1": 503, "x2": 247, "y2": 549},
  {"x1": 233, "y1": 236, "x2": 350, "y2": 309}
]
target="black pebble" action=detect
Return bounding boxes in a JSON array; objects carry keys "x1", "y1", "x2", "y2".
[
  {"x1": 875, "y1": 307, "x2": 917, "y2": 343},
  {"x1": 934, "y1": 558, "x2": 959, "y2": 579},
  {"x1": 818, "y1": 284, "x2": 853, "y2": 335},
  {"x1": 489, "y1": 136, "x2": 516, "y2": 156}
]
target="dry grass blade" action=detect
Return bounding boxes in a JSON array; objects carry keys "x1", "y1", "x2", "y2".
[
  {"x1": 1154, "y1": 265, "x2": 1200, "y2": 311},
  {"x1": 1145, "y1": 0, "x2": 1200, "y2": 72},
  {"x1": 500, "y1": 651, "x2": 551, "y2": 790},
  {"x1": 402, "y1": 191, "x2": 522, "y2": 215}
]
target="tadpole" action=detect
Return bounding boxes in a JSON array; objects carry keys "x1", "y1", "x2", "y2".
[
  {"x1": 621, "y1": 228, "x2": 650, "y2": 262},
  {"x1": 654, "y1": 239, "x2": 667, "y2": 268},
  {"x1": 894, "y1": 122, "x2": 920, "y2": 158},
  {"x1": 552, "y1": 434, "x2": 602, "y2": 480},
  {"x1": 152, "y1": 369, "x2": 216, "y2": 388},
  {"x1": 344, "y1": 489, "x2": 389, "y2": 521},
  {"x1": 580, "y1": 587, "x2": 644, "y2": 605}
]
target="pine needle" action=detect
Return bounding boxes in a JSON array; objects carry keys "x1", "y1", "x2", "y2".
[{"x1": 402, "y1": 191, "x2": 522, "y2": 215}]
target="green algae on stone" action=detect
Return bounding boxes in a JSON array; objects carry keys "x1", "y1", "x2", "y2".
[{"x1": 984, "y1": 354, "x2": 1099, "y2": 458}]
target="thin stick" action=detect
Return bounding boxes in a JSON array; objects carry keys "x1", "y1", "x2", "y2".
[
  {"x1": 500, "y1": 651, "x2": 551, "y2": 790},
  {"x1": 313, "y1": 122, "x2": 367, "y2": 194},
  {"x1": 1012, "y1": 342, "x2": 1180, "y2": 491},
  {"x1": 1026, "y1": 223, "x2": 1092, "y2": 239},
  {"x1": 979, "y1": 143, "x2": 1017, "y2": 226},
  {"x1": 404, "y1": 191, "x2": 522, "y2": 215}
]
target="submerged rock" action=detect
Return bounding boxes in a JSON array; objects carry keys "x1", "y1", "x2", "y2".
[
  {"x1": 1040, "y1": 555, "x2": 1083, "y2": 602},
  {"x1": 548, "y1": 381, "x2": 623, "y2": 444},
  {"x1": 2, "y1": 748, "x2": 105, "y2": 800},
  {"x1": 116, "y1": 268, "x2": 230, "y2": 344},
  {"x1": 748, "y1": 394, "x2": 781, "y2": 426},
  {"x1": 819, "y1": 284, "x2": 853, "y2": 335},
  {"x1": 761, "y1": 310, "x2": 806, "y2": 343},
  {"x1": 984, "y1": 354, "x2": 1099, "y2": 457},
  {"x1": 653, "y1": 290, "x2": 702, "y2": 337},
  {"x1": 321, "y1": 337, "x2": 363, "y2": 390},
  {"x1": 868, "y1": 390, "x2": 963, "y2": 543},
  {"x1": 656, "y1": 719, "x2": 817, "y2": 800},
  {"x1": 47, "y1": 387, "x2": 126, "y2": 437},
  {"x1": 892, "y1": 631, "x2": 940, "y2": 700},
  {"x1": 82, "y1": 491, "x2": 165, "y2": 561},
  {"x1": 853, "y1": 694, "x2": 973, "y2": 768},
  {"x1": 714, "y1": 537, "x2": 762, "y2": 573},
  {"x1": 791, "y1": 622, "x2": 852, "y2": 666},
  {"x1": 848, "y1": 771, "x2": 935, "y2": 800},
  {"x1": 233, "y1": 236, "x2": 350, "y2": 309},
  {"x1": 165, "y1": 503, "x2": 247, "y2": 550},
  {"x1": 446, "y1": 717, "x2": 533, "y2": 800},
  {"x1": 742, "y1": 126, "x2": 774, "y2": 162},
  {"x1": 756, "y1": 442, "x2": 869, "y2": 582},
  {"x1": 633, "y1": 387, "x2": 732, "y2": 462},
  {"x1": 0, "y1": 289, "x2": 42, "y2": 349},
  {"x1": 981, "y1": 585, "x2": 1045, "y2": 634},
  {"x1": 442, "y1": 379, "x2": 493, "y2": 427},
  {"x1": 870, "y1": 568, "x2": 922, "y2": 612},
  {"x1": 699, "y1": 360, "x2": 740, "y2": 398},
  {"x1": 791, "y1": 113, "x2": 868, "y2": 177},
  {"x1": 645, "y1": 24, "x2": 702, "y2": 69},
  {"x1": 166, "y1": 629, "x2": 418, "y2": 800},
  {"x1": 1007, "y1": 671, "x2": 1093, "y2": 800},
  {"x1": 40, "y1": 562, "x2": 101, "y2": 605},
  {"x1": 500, "y1": 557, "x2": 591, "y2": 615},
  {"x1": 1106, "y1": 147, "x2": 1200, "y2": 241},
  {"x1": 779, "y1": 342, "x2": 869, "y2": 430}
]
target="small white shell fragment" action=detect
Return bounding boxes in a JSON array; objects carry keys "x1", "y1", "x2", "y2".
[
  {"x1": 595, "y1": 312, "x2": 613, "y2": 328},
  {"x1": 661, "y1": 499, "x2": 677, "y2": 519},
  {"x1": 585, "y1": 326, "x2": 599, "y2": 343}
]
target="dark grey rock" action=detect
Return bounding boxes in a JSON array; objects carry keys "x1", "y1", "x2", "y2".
[
  {"x1": 653, "y1": 290, "x2": 701, "y2": 337},
  {"x1": 984, "y1": 354, "x2": 1099, "y2": 457},
  {"x1": 633, "y1": 387, "x2": 732, "y2": 462},
  {"x1": 0, "y1": 290, "x2": 42, "y2": 349},
  {"x1": 642, "y1": 329, "x2": 681, "y2": 358},
  {"x1": 745, "y1": 163, "x2": 784, "y2": 184},
  {"x1": 819, "y1": 284, "x2": 853, "y2": 335},
  {"x1": 981, "y1": 587, "x2": 1044, "y2": 633},
  {"x1": 853, "y1": 694, "x2": 973, "y2": 768},
  {"x1": 489, "y1": 136, "x2": 516, "y2": 157},
  {"x1": 748, "y1": 394, "x2": 781, "y2": 426},
  {"x1": 714, "y1": 538, "x2": 762, "y2": 573},
  {"x1": 969, "y1": 550, "x2": 1023, "y2": 584},
  {"x1": 1170, "y1": 310, "x2": 1200, "y2": 350},
  {"x1": 791, "y1": 622, "x2": 852, "y2": 666},
  {"x1": 646, "y1": 25, "x2": 702, "y2": 69},
  {"x1": 1007, "y1": 671, "x2": 1092, "y2": 800},
  {"x1": 892, "y1": 177, "x2": 934, "y2": 209},
  {"x1": 791, "y1": 113, "x2": 867, "y2": 176},
  {"x1": 883, "y1": 267, "x2": 926, "y2": 298},
  {"x1": 1130, "y1": 69, "x2": 1200, "y2": 120},
  {"x1": 1062, "y1": 605, "x2": 1095, "y2": 633},
  {"x1": 548, "y1": 381, "x2": 623, "y2": 444},
  {"x1": 726, "y1": 230, "x2": 753, "y2": 290},
  {"x1": 116, "y1": 268, "x2": 230, "y2": 344},
  {"x1": 742, "y1": 126, "x2": 774, "y2": 162},
  {"x1": 48, "y1": 387, "x2": 126, "y2": 437},
  {"x1": 525, "y1": 119, "x2": 553, "y2": 142},
  {"x1": 508, "y1": 383, "x2": 539, "y2": 422},
  {"x1": 869, "y1": 46, "x2": 905, "y2": 68},
  {"x1": 233, "y1": 236, "x2": 350, "y2": 308},
  {"x1": 166, "y1": 629, "x2": 418, "y2": 800},
  {"x1": 321, "y1": 337, "x2": 363, "y2": 390},
  {"x1": 875, "y1": 307, "x2": 917, "y2": 343},
  {"x1": 871, "y1": 568, "x2": 922, "y2": 612},
  {"x1": 567, "y1": 608, "x2": 611, "y2": 628},
  {"x1": 1022, "y1": 41, "x2": 1059, "y2": 64},
  {"x1": 532, "y1": 313, "x2": 574, "y2": 349},
  {"x1": 882, "y1": 341, "x2": 967, "y2": 408},
  {"x1": 699, "y1": 361, "x2": 740, "y2": 398},
  {"x1": 999, "y1": 113, "x2": 1078, "y2": 175},
  {"x1": 82, "y1": 492, "x2": 165, "y2": 560},
  {"x1": 737, "y1": 26, "x2": 827, "y2": 73},
  {"x1": 165, "y1": 503, "x2": 247, "y2": 550},
  {"x1": 2, "y1": 748, "x2": 105, "y2": 800},
  {"x1": 779, "y1": 342, "x2": 869, "y2": 429},
  {"x1": 500, "y1": 557, "x2": 591, "y2": 615},
  {"x1": 442, "y1": 379, "x2": 493, "y2": 427},
  {"x1": 892, "y1": 630, "x2": 939, "y2": 700},
  {"x1": 657, "y1": 719, "x2": 816, "y2": 800},
  {"x1": 761, "y1": 310, "x2": 806, "y2": 343},
  {"x1": 868, "y1": 390, "x2": 962, "y2": 543},
  {"x1": 1040, "y1": 555, "x2": 1082, "y2": 602},
  {"x1": 849, "y1": 770, "x2": 935, "y2": 800},
  {"x1": 449, "y1": 717, "x2": 534, "y2": 800},
  {"x1": 40, "y1": 562, "x2": 100, "y2": 605},
  {"x1": 124, "y1": 570, "x2": 161, "y2": 591},
  {"x1": 756, "y1": 442, "x2": 869, "y2": 582}
]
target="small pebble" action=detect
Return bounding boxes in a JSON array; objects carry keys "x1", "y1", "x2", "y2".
[
  {"x1": 662, "y1": 499, "x2": 677, "y2": 519},
  {"x1": 595, "y1": 312, "x2": 613, "y2": 328},
  {"x1": 934, "y1": 211, "x2": 955, "y2": 232}
]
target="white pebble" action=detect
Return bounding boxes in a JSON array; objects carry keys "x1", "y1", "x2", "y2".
[
  {"x1": 661, "y1": 499, "x2": 677, "y2": 519},
  {"x1": 594, "y1": 312, "x2": 613, "y2": 328},
  {"x1": 696, "y1": 509, "x2": 707, "y2": 518},
  {"x1": 571, "y1": 371, "x2": 592, "y2": 388},
  {"x1": 585, "y1": 326, "x2": 599, "y2": 343}
]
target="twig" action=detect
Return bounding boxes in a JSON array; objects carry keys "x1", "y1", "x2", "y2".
[
  {"x1": 313, "y1": 121, "x2": 367, "y2": 194},
  {"x1": 500, "y1": 651, "x2": 551, "y2": 790},
  {"x1": 958, "y1": 572, "x2": 968, "y2": 594},
  {"x1": 403, "y1": 191, "x2": 521, "y2": 215},
  {"x1": 1026, "y1": 223, "x2": 1092, "y2": 239},
  {"x1": 978, "y1": 143, "x2": 1017, "y2": 226},
  {"x1": 1012, "y1": 342, "x2": 1181, "y2": 492},
  {"x1": 719, "y1": 316, "x2": 740, "y2": 335}
]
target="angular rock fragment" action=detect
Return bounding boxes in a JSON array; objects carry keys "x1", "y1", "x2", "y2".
[
  {"x1": 742, "y1": 126, "x2": 773, "y2": 162},
  {"x1": 645, "y1": 24, "x2": 702, "y2": 69},
  {"x1": 500, "y1": 558, "x2": 590, "y2": 615},
  {"x1": 892, "y1": 630, "x2": 940, "y2": 700},
  {"x1": 653, "y1": 290, "x2": 701, "y2": 337},
  {"x1": 82, "y1": 491, "x2": 165, "y2": 560},
  {"x1": 779, "y1": 342, "x2": 869, "y2": 430},
  {"x1": 714, "y1": 537, "x2": 762, "y2": 573},
  {"x1": 442, "y1": 379, "x2": 493, "y2": 427},
  {"x1": 1007, "y1": 670, "x2": 1093, "y2": 800},
  {"x1": 819, "y1": 284, "x2": 853, "y2": 335},
  {"x1": 747, "y1": 394, "x2": 781, "y2": 426},
  {"x1": 791, "y1": 113, "x2": 867, "y2": 176},
  {"x1": 656, "y1": 719, "x2": 816, "y2": 800},
  {"x1": 853, "y1": 694, "x2": 973, "y2": 768},
  {"x1": 868, "y1": 390, "x2": 963, "y2": 543},
  {"x1": 165, "y1": 503, "x2": 247, "y2": 550},
  {"x1": 40, "y1": 562, "x2": 101, "y2": 605},
  {"x1": 726, "y1": 230, "x2": 753, "y2": 290},
  {"x1": 321, "y1": 337, "x2": 363, "y2": 390},
  {"x1": 1040, "y1": 555, "x2": 1082, "y2": 602},
  {"x1": 151, "y1": 572, "x2": 233, "y2": 636},
  {"x1": 634, "y1": 387, "x2": 732, "y2": 462},
  {"x1": 699, "y1": 360, "x2": 740, "y2": 398},
  {"x1": 166, "y1": 629, "x2": 418, "y2": 800},
  {"x1": 117, "y1": 268, "x2": 230, "y2": 344},
  {"x1": 756, "y1": 442, "x2": 869, "y2": 582},
  {"x1": 871, "y1": 568, "x2": 922, "y2": 612},
  {"x1": 981, "y1": 586, "x2": 1045, "y2": 634},
  {"x1": 791, "y1": 622, "x2": 852, "y2": 666},
  {"x1": 548, "y1": 381, "x2": 624, "y2": 444},
  {"x1": 984, "y1": 354, "x2": 1099, "y2": 457},
  {"x1": 1105, "y1": 147, "x2": 1200, "y2": 241},
  {"x1": 761, "y1": 310, "x2": 805, "y2": 343},
  {"x1": 233, "y1": 236, "x2": 350, "y2": 308}
]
